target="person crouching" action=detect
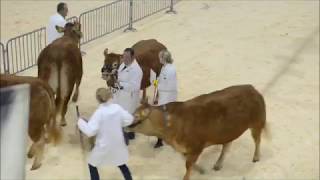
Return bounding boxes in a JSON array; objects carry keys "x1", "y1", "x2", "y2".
[{"x1": 77, "y1": 88, "x2": 133, "y2": 180}]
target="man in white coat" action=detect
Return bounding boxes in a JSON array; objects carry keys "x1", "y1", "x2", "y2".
[
  {"x1": 112, "y1": 48, "x2": 143, "y2": 142},
  {"x1": 153, "y1": 49, "x2": 178, "y2": 148},
  {"x1": 47, "y1": 2, "x2": 68, "y2": 45},
  {"x1": 78, "y1": 88, "x2": 133, "y2": 180}
]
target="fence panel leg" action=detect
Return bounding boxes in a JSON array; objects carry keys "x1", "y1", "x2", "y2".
[
  {"x1": 124, "y1": 0, "x2": 137, "y2": 32},
  {"x1": 166, "y1": 0, "x2": 177, "y2": 14}
]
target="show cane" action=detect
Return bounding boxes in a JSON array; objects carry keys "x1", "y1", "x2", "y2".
[{"x1": 75, "y1": 105, "x2": 86, "y2": 160}]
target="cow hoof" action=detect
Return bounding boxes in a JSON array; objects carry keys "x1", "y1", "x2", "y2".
[
  {"x1": 252, "y1": 158, "x2": 260, "y2": 163},
  {"x1": 60, "y1": 121, "x2": 67, "y2": 127},
  {"x1": 27, "y1": 152, "x2": 34, "y2": 159},
  {"x1": 213, "y1": 164, "x2": 222, "y2": 171},
  {"x1": 194, "y1": 165, "x2": 205, "y2": 174},
  {"x1": 31, "y1": 163, "x2": 41, "y2": 170}
]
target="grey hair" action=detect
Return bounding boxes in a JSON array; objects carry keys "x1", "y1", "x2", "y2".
[
  {"x1": 96, "y1": 88, "x2": 112, "y2": 103},
  {"x1": 159, "y1": 49, "x2": 173, "y2": 64}
]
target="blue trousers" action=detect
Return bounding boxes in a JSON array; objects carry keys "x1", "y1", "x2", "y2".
[{"x1": 88, "y1": 164, "x2": 132, "y2": 180}]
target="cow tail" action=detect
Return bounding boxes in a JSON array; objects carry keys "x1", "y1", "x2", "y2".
[
  {"x1": 261, "y1": 96, "x2": 271, "y2": 141},
  {"x1": 47, "y1": 88, "x2": 62, "y2": 145}
]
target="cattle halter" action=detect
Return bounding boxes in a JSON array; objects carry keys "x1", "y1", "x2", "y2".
[{"x1": 129, "y1": 105, "x2": 169, "y2": 128}]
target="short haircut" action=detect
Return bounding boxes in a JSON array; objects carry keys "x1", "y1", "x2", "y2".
[
  {"x1": 124, "y1": 48, "x2": 134, "y2": 57},
  {"x1": 96, "y1": 88, "x2": 111, "y2": 103},
  {"x1": 57, "y1": 2, "x2": 66, "y2": 13}
]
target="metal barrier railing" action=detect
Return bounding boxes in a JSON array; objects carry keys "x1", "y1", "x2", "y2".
[
  {"x1": 132, "y1": 0, "x2": 173, "y2": 23},
  {"x1": 79, "y1": 0, "x2": 129, "y2": 45},
  {"x1": 1, "y1": 0, "x2": 179, "y2": 74},
  {"x1": 0, "y1": 43, "x2": 7, "y2": 74},
  {"x1": 6, "y1": 27, "x2": 46, "y2": 74}
]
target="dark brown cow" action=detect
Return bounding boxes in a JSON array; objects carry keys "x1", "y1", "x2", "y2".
[
  {"x1": 101, "y1": 39, "x2": 166, "y2": 99},
  {"x1": 128, "y1": 85, "x2": 268, "y2": 180},
  {"x1": 0, "y1": 74, "x2": 62, "y2": 170},
  {"x1": 38, "y1": 22, "x2": 83, "y2": 126}
]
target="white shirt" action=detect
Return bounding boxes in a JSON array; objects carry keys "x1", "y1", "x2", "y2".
[
  {"x1": 78, "y1": 101, "x2": 134, "y2": 167},
  {"x1": 157, "y1": 63, "x2": 177, "y2": 105},
  {"x1": 112, "y1": 60, "x2": 143, "y2": 113},
  {"x1": 47, "y1": 13, "x2": 67, "y2": 45}
]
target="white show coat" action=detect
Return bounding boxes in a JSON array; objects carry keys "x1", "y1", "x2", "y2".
[
  {"x1": 157, "y1": 63, "x2": 178, "y2": 105},
  {"x1": 77, "y1": 101, "x2": 134, "y2": 167},
  {"x1": 112, "y1": 60, "x2": 143, "y2": 114},
  {"x1": 47, "y1": 13, "x2": 67, "y2": 45}
]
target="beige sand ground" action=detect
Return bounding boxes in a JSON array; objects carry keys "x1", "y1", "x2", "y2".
[{"x1": 1, "y1": 0, "x2": 319, "y2": 179}]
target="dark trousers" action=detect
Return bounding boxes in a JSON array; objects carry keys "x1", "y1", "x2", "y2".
[
  {"x1": 88, "y1": 164, "x2": 132, "y2": 180},
  {"x1": 123, "y1": 129, "x2": 135, "y2": 145}
]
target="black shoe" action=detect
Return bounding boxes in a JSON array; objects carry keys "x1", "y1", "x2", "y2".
[
  {"x1": 127, "y1": 132, "x2": 135, "y2": 140},
  {"x1": 154, "y1": 139, "x2": 163, "y2": 148}
]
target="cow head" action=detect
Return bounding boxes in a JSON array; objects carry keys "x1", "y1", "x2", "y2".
[
  {"x1": 56, "y1": 21, "x2": 83, "y2": 43},
  {"x1": 101, "y1": 48, "x2": 123, "y2": 88},
  {"x1": 127, "y1": 99, "x2": 165, "y2": 137}
]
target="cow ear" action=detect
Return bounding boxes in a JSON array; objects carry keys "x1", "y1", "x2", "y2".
[
  {"x1": 55, "y1": 26, "x2": 65, "y2": 33},
  {"x1": 104, "y1": 48, "x2": 108, "y2": 57}
]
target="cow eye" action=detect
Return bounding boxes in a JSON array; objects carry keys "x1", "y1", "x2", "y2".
[{"x1": 112, "y1": 63, "x2": 118, "y2": 68}]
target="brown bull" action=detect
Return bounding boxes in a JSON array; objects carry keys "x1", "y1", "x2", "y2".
[
  {"x1": 101, "y1": 39, "x2": 166, "y2": 99},
  {"x1": 0, "y1": 74, "x2": 62, "y2": 170},
  {"x1": 38, "y1": 22, "x2": 83, "y2": 126},
  {"x1": 128, "y1": 85, "x2": 268, "y2": 180}
]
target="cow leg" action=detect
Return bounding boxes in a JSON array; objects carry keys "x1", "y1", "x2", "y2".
[
  {"x1": 251, "y1": 127, "x2": 262, "y2": 162},
  {"x1": 183, "y1": 152, "x2": 201, "y2": 180},
  {"x1": 55, "y1": 97, "x2": 65, "y2": 126},
  {"x1": 213, "y1": 143, "x2": 231, "y2": 171},
  {"x1": 61, "y1": 89, "x2": 73, "y2": 126},
  {"x1": 31, "y1": 134, "x2": 46, "y2": 170},
  {"x1": 141, "y1": 88, "x2": 147, "y2": 103},
  {"x1": 72, "y1": 76, "x2": 82, "y2": 102},
  {"x1": 27, "y1": 143, "x2": 36, "y2": 158}
]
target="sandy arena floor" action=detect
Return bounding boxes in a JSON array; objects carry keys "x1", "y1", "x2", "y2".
[{"x1": 1, "y1": 0, "x2": 319, "y2": 179}]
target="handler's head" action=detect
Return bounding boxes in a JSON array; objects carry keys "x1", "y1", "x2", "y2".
[{"x1": 96, "y1": 88, "x2": 112, "y2": 103}]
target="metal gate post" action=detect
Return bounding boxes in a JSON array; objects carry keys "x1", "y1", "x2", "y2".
[
  {"x1": 124, "y1": 0, "x2": 137, "y2": 32},
  {"x1": 166, "y1": 0, "x2": 177, "y2": 14}
]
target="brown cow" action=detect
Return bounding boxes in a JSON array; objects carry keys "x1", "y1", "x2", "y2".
[
  {"x1": 0, "y1": 74, "x2": 62, "y2": 170},
  {"x1": 101, "y1": 39, "x2": 166, "y2": 99},
  {"x1": 128, "y1": 85, "x2": 268, "y2": 180},
  {"x1": 38, "y1": 22, "x2": 83, "y2": 126}
]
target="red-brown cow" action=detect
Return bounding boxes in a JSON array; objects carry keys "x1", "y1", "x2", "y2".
[
  {"x1": 38, "y1": 22, "x2": 83, "y2": 126},
  {"x1": 128, "y1": 85, "x2": 269, "y2": 180},
  {"x1": 101, "y1": 39, "x2": 166, "y2": 99},
  {"x1": 0, "y1": 74, "x2": 62, "y2": 170}
]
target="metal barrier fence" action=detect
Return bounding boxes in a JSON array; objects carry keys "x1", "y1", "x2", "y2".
[
  {"x1": 79, "y1": 0, "x2": 129, "y2": 45},
  {"x1": 0, "y1": 43, "x2": 6, "y2": 74},
  {"x1": 132, "y1": 0, "x2": 176, "y2": 23},
  {"x1": 6, "y1": 27, "x2": 46, "y2": 74},
  {"x1": 1, "y1": 0, "x2": 179, "y2": 74},
  {"x1": 80, "y1": 0, "x2": 178, "y2": 44},
  {"x1": 1, "y1": 16, "x2": 78, "y2": 74}
]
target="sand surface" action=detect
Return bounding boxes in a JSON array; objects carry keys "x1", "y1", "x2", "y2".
[{"x1": 1, "y1": 0, "x2": 319, "y2": 179}]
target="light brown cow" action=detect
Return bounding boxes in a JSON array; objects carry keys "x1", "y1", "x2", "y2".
[
  {"x1": 38, "y1": 22, "x2": 83, "y2": 126},
  {"x1": 0, "y1": 74, "x2": 62, "y2": 170},
  {"x1": 128, "y1": 85, "x2": 269, "y2": 180},
  {"x1": 101, "y1": 39, "x2": 166, "y2": 99}
]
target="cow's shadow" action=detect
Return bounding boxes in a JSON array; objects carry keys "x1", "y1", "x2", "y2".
[{"x1": 195, "y1": 139, "x2": 274, "y2": 177}]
